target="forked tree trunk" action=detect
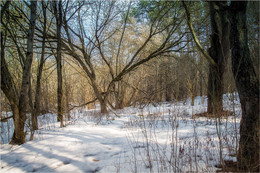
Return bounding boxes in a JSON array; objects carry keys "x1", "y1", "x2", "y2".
[
  {"x1": 207, "y1": 1, "x2": 230, "y2": 114},
  {"x1": 229, "y1": 1, "x2": 259, "y2": 171},
  {"x1": 1, "y1": 28, "x2": 22, "y2": 144},
  {"x1": 91, "y1": 78, "x2": 109, "y2": 114}
]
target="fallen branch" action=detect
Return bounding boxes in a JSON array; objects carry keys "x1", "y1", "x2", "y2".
[
  {"x1": 68, "y1": 98, "x2": 98, "y2": 112},
  {"x1": 1, "y1": 116, "x2": 13, "y2": 122}
]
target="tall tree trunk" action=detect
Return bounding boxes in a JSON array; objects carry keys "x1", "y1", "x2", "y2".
[
  {"x1": 44, "y1": 80, "x2": 49, "y2": 112},
  {"x1": 165, "y1": 61, "x2": 171, "y2": 102},
  {"x1": 31, "y1": 1, "x2": 47, "y2": 131},
  {"x1": 14, "y1": 1, "x2": 37, "y2": 144},
  {"x1": 199, "y1": 54, "x2": 203, "y2": 97},
  {"x1": 1, "y1": 19, "x2": 20, "y2": 144},
  {"x1": 54, "y1": 0, "x2": 64, "y2": 127},
  {"x1": 207, "y1": 1, "x2": 230, "y2": 114},
  {"x1": 229, "y1": 2, "x2": 259, "y2": 171},
  {"x1": 207, "y1": 67, "x2": 224, "y2": 114},
  {"x1": 63, "y1": 66, "x2": 71, "y2": 121},
  {"x1": 32, "y1": 51, "x2": 45, "y2": 130}
]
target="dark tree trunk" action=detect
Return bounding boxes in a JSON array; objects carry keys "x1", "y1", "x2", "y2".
[
  {"x1": 165, "y1": 65, "x2": 171, "y2": 102},
  {"x1": 65, "y1": 85, "x2": 71, "y2": 121},
  {"x1": 115, "y1": 81, "x2": 125, "y2": 110},
  {"x1": 207, "y1": 66, "x2": 224, "y2": 114},
  {"x1": 199, "y1": 54, "x2": 204, "y2": 97},
  {"x1": 100, "y1": 100, "x2": 108, "y2": 114},
  {"x1": 54, "y1": 0, "x2": 64, "y2": 127},
  {"x1": 32, "y1": 51, "x2": 44, "y2": 130},
  {"x1": 207, "y1": 1, "x2": 230, "y2": 114},
  {"x1": 10, "y1": 104, "x2": 22, "y2": 144},
  {"x1": 44, "y1": 80, "x2": 49, "y2": 112},
  {"x1": 63, "y1": 65, "x2": 71, "y2": 121},
  {"x1": 1, "y1": 1, "x2": 37, "y2": 144},
  {"x1": 229, "y1": 1, "x2": 259, "y2": 171},
  {"x1": 1, "y1": 2, "x2": 20, "y2": 144},
  {"x1": 16, "y1": 1, "x2": 37, "y2": 144},
  {"x1": 1, "y1": 55, "x2": 21, "y2": 144},
  {"x1": 31, "y1": 1, "x2": 47, "y2": 131},
  {"x1": 91, "y1": 78, "x2": 108, "y2": 114}
]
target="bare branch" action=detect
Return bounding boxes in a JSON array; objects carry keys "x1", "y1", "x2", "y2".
[{"x1": 182, "y1": 0, "x2": 217, "y2": 67}]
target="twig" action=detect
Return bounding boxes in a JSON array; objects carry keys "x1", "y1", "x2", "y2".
[{"x1": 1, "y1": 116, "x2": 13, "y2": 122}]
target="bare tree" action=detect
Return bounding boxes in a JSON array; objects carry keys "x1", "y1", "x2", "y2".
[
  {"x1": 182, "y1": 1, "x2": 230, "y2": 115},
  {"x1": 30, "y1": 1, "x2": 49, "y2": 131},
  {"x1": 1, "y1": 1, "x2": 37, "y2": 144},
  {"x1": 53, "y1": 0, "x2": 64, "y2": 127},
  {"x1": 62, "y1": 0, "x2": 186, "y2": 113}
]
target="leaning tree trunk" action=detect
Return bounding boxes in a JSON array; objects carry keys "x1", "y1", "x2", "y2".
[
  {"x1": 229, "y1": 1, "x2": 259, "y2": 171},
  {"x1": 1, "y1": 23, "x2": 20, "y2": 144},
  {"x1": 207, "y1": 1, "x2": 230, "y2": 114}
]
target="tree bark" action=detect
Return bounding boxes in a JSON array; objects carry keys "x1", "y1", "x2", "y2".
[
  {"x1": 229, "y1": 1, "x2": 259, "y2": 171},
  {"x1": 54, "y1": 0, "x2": 64, "y2": 127},
  {"x1": 31, "y1": 1, "x2": 47, "y2": 131},
  {"x1": 100, "y1": 100, "x2": 108, "y2": 114},
  {"x1": 1, "y1": 50, "x2": 21, "y2": 144},
  {"x1": 115, "y1": 81, "x2": 124, "y2": 109},
  {"x1": 182, "y1": 0, "x2": 217, "y2": 67},
  {"x1": 92, "y1": 80, "x2": 108, "y2": 114},
  {"x1": 10, "y1": 104, "x2": 21, "y2": 144},
  {"x1": 165, "y1": 61, "x2": 171, "y2": 102},
  {"x1": 207, "y1": 1, "x2": 230, "y2": 114},
  {"x1": 14, "y1": 1, "x2": 37, "y2": 144},
  {"x1": 63, "y1": 64, "x2": 71, "y2": 121}
]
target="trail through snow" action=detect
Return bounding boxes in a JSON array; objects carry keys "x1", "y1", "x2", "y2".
[
  {"x1": 1, "y1": 117, "x2": 131, "y2": 172},
  {"x1": 0, "y1": 94, "x2": 241, "y2": 172}
]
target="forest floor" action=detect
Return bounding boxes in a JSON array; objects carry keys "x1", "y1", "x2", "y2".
[{"x1": 0, "y1": 93, "x2": 241, "y2": 172}]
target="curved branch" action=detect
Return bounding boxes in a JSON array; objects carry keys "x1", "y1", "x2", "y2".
[{"x1": 182, "y1": 0, "x2": 217, "y2": 67}]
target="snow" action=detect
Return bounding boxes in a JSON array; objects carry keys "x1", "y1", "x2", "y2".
[{"x1": 0, "y1": 94, "x2": 241, "y2": 172}]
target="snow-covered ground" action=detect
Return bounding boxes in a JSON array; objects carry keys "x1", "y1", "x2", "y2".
[{"x1": 0, "y1": 94, "x2": 241, "y2": 172}]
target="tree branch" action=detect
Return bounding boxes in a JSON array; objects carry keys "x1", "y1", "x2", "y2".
[
  {"x1": 68, "y1": 98, "x2": 98, "y2": 112},
  {"x1": 182, "y1": 0, "x2": 217, "y2": 67}
]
